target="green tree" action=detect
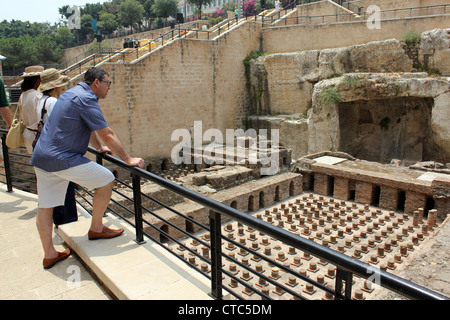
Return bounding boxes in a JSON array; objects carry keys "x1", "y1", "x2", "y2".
[
  {"x1": 0, "y1": 36, "x2": 39, "y2": 69},
  {"x1": 54, "y1": 26, "x2": 73, "y2": 48},
  {"x1": 152, "y1": 0, "x2": 178, "y2": 22},
  {"x1": 118, "y1": 0, "x2": 145, "y2": 34},
  {"x1": 35, "y1": 34, "x2": 63, "y2": 63},
  {"x1": 98, "y1": 12, "x2": 118, "y2": 36},
  {"x1": 78, "y1": 13, "x2": 96, "y2": 40},
  {"x1": 0, "y1": 20, "x2": 66, "y2": 71},
  {"x1": 83, "y1": 2, "x2": 106, "y2": 20},
  {"x1": 187, "y1": 0, "x2": 213, "y2": 15},
  {"x1": 141, "y1": 0, "x2": 157, "y2": 27}
]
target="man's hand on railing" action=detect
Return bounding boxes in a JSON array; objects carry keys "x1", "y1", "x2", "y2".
[
  {"x1": 125, "y1": 157, "x2": 145, "y2": 168},
  {"x1": 97, "y1": 145, "x2": 113, "y2": 155}
]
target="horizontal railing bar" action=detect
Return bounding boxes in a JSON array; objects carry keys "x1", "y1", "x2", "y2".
[
  {"x1": 139, "y1": 227, "x2": 214, "y2": 282},
  {"x1": 114, "y1": 177, "x2": 133, "y2": 190},
  {"x1": 219, "y1": 249, "x2": 310, "y2": 300},
  {"x1": 10, "y1": 184, "x2": 36, "y2": 193},
  {"x1": 139, "y1": 203, "x2": 211, "y2": 249},
  {"x1": 140, "y1": 191, "x2": 210, "y2": 231},
  {"x1": 111, "y1": 188, "x2": 136, "y2": 208},
  {"x1": 74, "y1": 189, "x2": 93, "y2": 209},
  {"x1": 8, "y1": 167, "x2": 35, "y2": 176},
  {"x1": 8, "y1": 159, "x2": 34, "y2": 167},
  {"x1": 266, "y1": 4, "x2": 450, "y2": 26},
  {"x1": 9, "y1": 176, "x2": 36, "y2": 184},
  {"x1": 88, "y1": 147, "x2": 448, "y2": 300},
  {"x1": 219, "y1": 234, "x2": 334, "y2": 297}
]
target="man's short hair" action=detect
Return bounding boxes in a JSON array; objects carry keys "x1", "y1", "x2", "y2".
[{"x1": 84, "y1": 67, "x2": 109, "y2": 85}]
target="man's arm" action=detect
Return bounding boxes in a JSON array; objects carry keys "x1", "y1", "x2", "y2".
[
  {"x1": 89, "y1": 132, "x2": 111, "y2": 154},
  {"x1": 0, "y1": 107, "x2": 12, "y2": 128},
  {"x1": 95, "y1": 126, "x2": 144, "y2": 168}
]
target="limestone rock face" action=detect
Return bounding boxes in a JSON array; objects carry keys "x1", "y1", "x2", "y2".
[
  {"x1": 309, "y1": 73, "x2": 450, "y2": 163},
  {"x1": 420, "y1": 28, "x2": 450, "y2": 76},
  {"x1": 249, "y1": 38, "x2": 413, "y2": 116},
  {"x1": 247, "y1": 29, "x2": 450, "y2": 163}
]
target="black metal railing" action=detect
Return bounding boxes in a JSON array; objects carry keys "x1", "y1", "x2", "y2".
[
  {"x1": 1, "y1": 128, "x2": 448, "y2": 300},
  {"x1": 331, "y1": 0, "x2": 363, "y2": 15},
  {"x1": 261, "y1": 4, "x2": 450, "y2": 27}
]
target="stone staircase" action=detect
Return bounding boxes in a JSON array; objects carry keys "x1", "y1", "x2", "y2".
[
  {"x1": 329, "y1": 0, "x2": 363, "y2": 16},
  {"x1": 51, "y1": 8, "x2": 297, "y2": 83}
]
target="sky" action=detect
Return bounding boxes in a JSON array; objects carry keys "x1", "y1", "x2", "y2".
[{"x1": 0, "y1": 0, "x2": 110, "y2": 25}]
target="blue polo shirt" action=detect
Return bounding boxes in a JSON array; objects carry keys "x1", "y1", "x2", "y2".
[{"x1": 31, "y1": 82, "x2": 108, "y2": 172}]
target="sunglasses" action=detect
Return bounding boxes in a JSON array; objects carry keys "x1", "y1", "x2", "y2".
[{"x1": 99, "y1": 79, "x2": 112, "y2": 87}]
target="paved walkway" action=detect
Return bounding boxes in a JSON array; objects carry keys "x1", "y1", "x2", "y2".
[
  {"x1": 0, "y1": 184, "x2": 111, "y2": 300},
  {"x1": 0, "y1": 184, "x2": 212, "y2": 300}
]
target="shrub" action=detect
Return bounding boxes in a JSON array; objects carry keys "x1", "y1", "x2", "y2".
[
  {"x1": 243, "y1": 0, "x2": 257, "y2": 16},
  {"x1": 401, "y1": 31, "x2": 421, "y2": 47},
  {"x1": 320, "y1": 88, "x2": 341, "y2": 105}
]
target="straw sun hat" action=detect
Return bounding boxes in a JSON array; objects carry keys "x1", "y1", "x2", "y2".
[
  {"x1": 19, "y1": 65, "x2": 44, "y2": 78},
  {"x1": 38, "y1": 68, "x2": 71, "y2": 92}
]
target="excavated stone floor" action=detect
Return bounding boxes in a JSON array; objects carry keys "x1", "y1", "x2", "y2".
[{"x1": 171, "y1": 192, "x2": 449, "y2": 300}]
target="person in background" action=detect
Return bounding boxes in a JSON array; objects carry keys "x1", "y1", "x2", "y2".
[
  {"x1": 19, "y1": 65, "x2": 44, "y2": 154},
  {"x1": 0, "y1": 77, "x2": 12, "y2": 163},
  {"x1": 36, "y1": 68, "x2": 70, "y2": 125},
  {"x1": 275, "y1": 0, "x2": 281, "y2": 12},
  {"x1": 31, "y1": 67, "x2": 145, "y2": 269},
  {"x1": 0, "y1": 77, "x2": 12, "y2": 127}
]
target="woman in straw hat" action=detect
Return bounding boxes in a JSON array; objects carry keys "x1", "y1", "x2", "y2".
[
  {"x1": 36, "y1": 68, "x2": 75, "y2": 228},
  {"x1": 36, "y1": 68, "x2": 70, "y2": 125},
  {"x1": 19, "y1": 65, "x2": 44, "y2": 153}
]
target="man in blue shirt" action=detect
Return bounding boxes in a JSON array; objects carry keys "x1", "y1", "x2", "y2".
[
  {"x1": 0, "y1": 77, "x2": 12, "y2": 164},
  {"x1": 31, "y1": 67, "x2": 145, "y2": 269}
]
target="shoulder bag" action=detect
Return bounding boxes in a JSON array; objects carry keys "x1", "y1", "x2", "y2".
[{"x1": 5, "y1": 97, "x2": 26, "y2": 148}]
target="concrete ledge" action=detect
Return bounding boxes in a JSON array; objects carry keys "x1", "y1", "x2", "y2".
[{"x1": 57, "y1": 208, "x2": 212, "y2": 300}]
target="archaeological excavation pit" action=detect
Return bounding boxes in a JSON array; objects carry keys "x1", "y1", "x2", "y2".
[
  {"x1": 337, "y1": 97, "x2": 436, "y2": 164},
  {"x1": 308, "y1": 73, "x2": 450, "y2": 165}
]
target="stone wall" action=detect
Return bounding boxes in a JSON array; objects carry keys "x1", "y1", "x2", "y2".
[
  {"x1": 293, "y1": 152, "x2": 449, "y2": 218},
  {"x1": 97, "y1": 22, "x2": 262, "y2": 158},
  {"x1": 262, "y1": 15, "x2": 449, "y2": 54}
]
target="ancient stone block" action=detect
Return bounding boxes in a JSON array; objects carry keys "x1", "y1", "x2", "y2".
[
  {"x1": 355, "y1": 181, "x2": 373, "y2": 205},
  {"x1": 333, "y1": 177, "x2": 349, "y2": 200}
]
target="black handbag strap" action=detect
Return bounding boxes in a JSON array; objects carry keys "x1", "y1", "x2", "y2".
[{"x1": 40, "y1": 96, "x2": 50, "y2": 121}]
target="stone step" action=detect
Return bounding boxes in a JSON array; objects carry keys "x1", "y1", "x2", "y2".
[{"x1": 57, "y1": 207, "x2": 212, "y2": 300}]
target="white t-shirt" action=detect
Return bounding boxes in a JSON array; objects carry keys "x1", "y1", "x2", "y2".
[
  {"x1": 21, "y1": 89, "x2": 43, "y2": 154},
  {"x1": 36, "y1": 95, "x2": 58, "y2": 124},
  {"x1": 21, "y1": 89, "x2": 42, "y2": 130}
]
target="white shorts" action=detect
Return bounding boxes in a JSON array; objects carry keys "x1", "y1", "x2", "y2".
[{"x1": 35, "y1": 162, "x2": 115, "y2": 208}]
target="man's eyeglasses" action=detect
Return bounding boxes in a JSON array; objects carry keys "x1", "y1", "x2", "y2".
[{"x1": 99, "y1": 79, "x2": 112, "y2": 87}]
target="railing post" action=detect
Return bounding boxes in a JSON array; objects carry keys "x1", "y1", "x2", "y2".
[
  {"x1": 1, "y1": 134, "x2": 13, "y2": 192},
  {"x1": 132, "y1": 172, "x2": 146, "y2": 245},
  {"x1": 95, "y1": 152, "x2": 103, "y2": 165},
  {"x1": 335, "y1": 268, "x2": 353, "y2": 300},
  {"x1": 209, "y1": 210, "x2": 223, "y2": 299}
]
